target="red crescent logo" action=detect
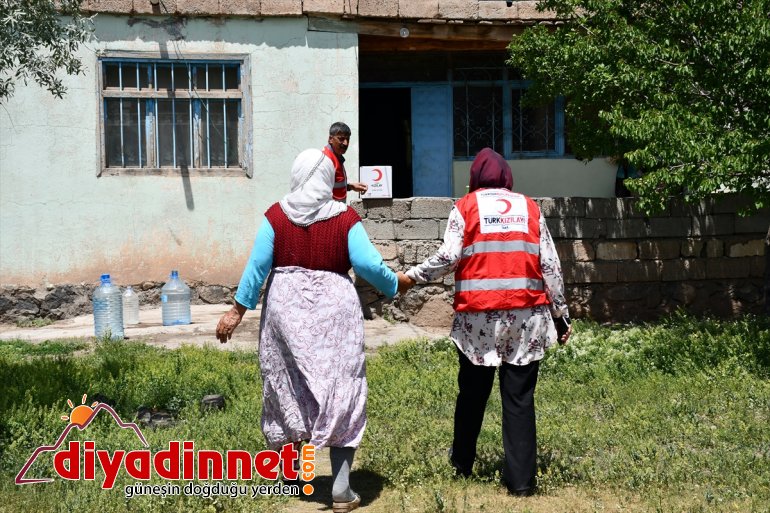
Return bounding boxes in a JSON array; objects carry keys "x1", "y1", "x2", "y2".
[
  {"x1": 497, "y1": 199, "x2": 512, "y2": 214},
  {"x1": 373, "y1": 168, "x2": 383, "y2": 182}
]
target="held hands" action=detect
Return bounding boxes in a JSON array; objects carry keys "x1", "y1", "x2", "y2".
[
  {"x1": 216, "y1": 305, "x2": 244, "y2": 344},
  {"x1": 396, "y1": 271, "x2": 416, "y2": 295}
]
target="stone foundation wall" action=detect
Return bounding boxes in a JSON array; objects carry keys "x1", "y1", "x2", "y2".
[
  {"x1": 0, "y1": 282, "x2": 236, "y2": 324},
  {"x1": 351, "y1": 195, "x2": 769, "y2": 325},
  {"x1": 1, "y1": 195, "x2": 767, "y2": 325}
]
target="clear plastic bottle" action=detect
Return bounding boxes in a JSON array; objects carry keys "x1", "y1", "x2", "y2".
[
  {"x1": 93, "y1": 274, "x2": 124, "y2": 339},
  {"x1": 122, "y1": 286, "x2": 140, "y2": 325},
  {"x1": 161, "y1": 270, "x2": 191, "y2": 326}
]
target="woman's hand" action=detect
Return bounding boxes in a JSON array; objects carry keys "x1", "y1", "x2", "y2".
[
  {"x1": 216, "y1": 304, "x2": 245, "y2": 343},
  {"x1": 396, "y1": 271, "x2": 415, "y2": 295}
]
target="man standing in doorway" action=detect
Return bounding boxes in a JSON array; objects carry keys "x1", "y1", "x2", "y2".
[{"x1": 323, "y1": 122, "x2": 368, "y2": 201}]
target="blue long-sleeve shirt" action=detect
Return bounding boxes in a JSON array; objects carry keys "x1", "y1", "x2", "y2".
[{"x1": 234, "y1": 220, "x2": 398, "y2": 309}]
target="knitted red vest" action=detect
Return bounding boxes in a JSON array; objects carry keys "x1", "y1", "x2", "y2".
[{"x1": 264, "y1": 203, "x2": 361, "y2": 274}]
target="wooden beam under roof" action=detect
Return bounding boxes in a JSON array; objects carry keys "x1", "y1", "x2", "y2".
[{"x1": 309, "y1": 16, "x2": 526, "y2": 50}]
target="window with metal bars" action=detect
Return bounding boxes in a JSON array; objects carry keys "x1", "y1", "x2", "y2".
[
  {"x1": 99, "y1": 58, "x2": 249, "y2": 175},
  {"x1": 452, "y1": 68, "x2": 565, "y2": 159}
]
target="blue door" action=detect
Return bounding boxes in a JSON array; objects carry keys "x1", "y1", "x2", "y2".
[{"x1": 411, "y1": 86, "x2": 453, "y2": 197}]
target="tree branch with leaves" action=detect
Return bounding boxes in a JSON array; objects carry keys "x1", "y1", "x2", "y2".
[{"x1": 0, "y1": 0, "x2": 93, "y2": 103}]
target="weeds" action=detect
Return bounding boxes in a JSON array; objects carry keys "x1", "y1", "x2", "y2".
[{"x1": 0, "y1": 314, "x2": 768, "y2": 512}]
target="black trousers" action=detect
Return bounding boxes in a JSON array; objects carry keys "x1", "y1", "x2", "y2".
[{"x1": 450, "y1": 349, "x2": 540, "y2": 493}]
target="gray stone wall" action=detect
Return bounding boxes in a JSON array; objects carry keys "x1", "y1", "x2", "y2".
[
  {"x1": 0, "y1": 282, "x2": 236, "y2": 324},
  {"x1": 351, "y1": 195, "x2": 769, "y2": 325},
  {"x1": 1, "y1": 195, "x2": 766, "y2": 325}
]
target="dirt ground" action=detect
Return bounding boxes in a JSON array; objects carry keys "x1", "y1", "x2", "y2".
[{"x1": 0, "y1": 304, "x2": 449, "y2": 351}]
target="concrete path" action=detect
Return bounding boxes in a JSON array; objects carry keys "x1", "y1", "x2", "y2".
[{"x1": 0, "y1": 304, "x2": 448, "y2": 350}]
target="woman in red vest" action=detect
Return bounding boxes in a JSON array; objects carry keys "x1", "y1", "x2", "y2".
[
  {"x1": 404, "y1": 148, "x2": 572, "y2": 496},
  {"x1": 216, "y1": 148, "x2": 411, "y2": 512}
]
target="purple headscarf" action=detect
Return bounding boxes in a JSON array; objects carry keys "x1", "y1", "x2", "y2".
[{"x1": 468, "y1": 147, "x2": 513, "y2": 193}]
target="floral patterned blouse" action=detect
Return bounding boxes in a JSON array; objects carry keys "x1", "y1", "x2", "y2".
[{"x1": 406, "y1": 204, "x2": 569, "y2": 367}]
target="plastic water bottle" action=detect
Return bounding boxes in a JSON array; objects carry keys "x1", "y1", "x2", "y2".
[
  {"x1": 161, "y1": 270, "x2": 191, "y2": 326},
  {"x1": 122, "y1": 286, "x2": 140, "y2": 325},
  {"x1": 93, "y1": 274, "x2": 124, "y2": 339}
]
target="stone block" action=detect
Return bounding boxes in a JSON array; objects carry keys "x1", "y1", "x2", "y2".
[
  {"x1": 398, "y1": 241, "x2": 442, "y2": 264},
  {"x1": 616, "y1": 260, "x2": 661, "y2": 282},
  {"x1": 546, "y1": 217, "x2": 604, "y2": 239},
  {"x1": 132, "y1": 0, "x2": 170, "y2": 14},
  {"x1": 537, "y1": 197, "x2": 585, "y2": 217},
  {"x1": 411, "y1": 295, "x2": 454, "y2": 328},
  {"x1": 711, "y1": 193, "x2": 757, "y2": 214},
  {"x1": 596, "y1": 241, "x2": 637, "y2": 260},
  {"x1": 638, "y1": 240, "x2": 680, "y2": 260},
  {"x1": 439, "y1": 219, "x2": 448, "y2": 236},
  {"x1": 410, "y1": 197, "x2": 454, "y2": 218},
  {"x1": 361, "y1": 199, "x2": 395, "y2": 220},
  {"x1": 303, "y1": 0, "x2": 343, "y2": 15},
  {"x1": 358, "y1": 0, "x2": 398, "y2": 17},
  {"x1": 605, "y1": 219, "x2": 648, "y2": 239},
  {"x1": 350, "y1": 200, "x2": 366, "y2": 219},
  {"x1": 706, "y1": 239, "x2": 723, "y2": 258},
  {"x1": 399, "y1": 0, "x2": 439, "y2": 18},
  {"x1": 438, "y1": 0, "x2": 478, "y2": 20},
  {"x1": 706, "y1": 258, "x2": 752, "y2": 279},
  {"x1": 516, "y1": 0, "x2": 557, "y2": 20},
  {"x1": 391, "y1": 199, "x2": 412, "y2": 219},
  {"x1": 564, "y1": 262, "x2": 617, "y2": 284},
  {"x1": 394, "y1": 219, "x2": 440, "y2": 240},
  {"x1": 176, "y1": 0, "x2": 218, "y2": 15},
  {"x1": 691, "y1": 215, "x2": 735, "y2": 236},
  {"x1": 661, "y1": 259, "x2": 706, "y2": 281},
  {"x1": 221, "y1": 0, "x2": 260, "y2": 15},
  {"x1": 260, "y1": 0, "x2": 302, "y2": 15},
  {"x1": 666, "y1": 198, "x2": 708, "y2": 217},
  {"x1": 479, "y1": 0, "x2": 515, "y2": 19},
  {"x1": 735, "y1": 213, "x2": 770, "y2": 234},
  {"x1": 681, "y1": 238, "x2": 705, "y2": 258},
  {"x1": 728, "y1": 239, "x2": 765, "y2": 257},
  {"x1": 373, "y1": 241, "x2": 399, "y2": 260},
  {"x1": 555, "y1": 240, "x2": 595, "y2": 262},
  {"x1": 585, "y1": 197, "x2": 645, "y2": 219},
  {"x1": 648, "y1": 217, "x2": 691, "y2": 238},
  {"x1": 362, "y1": 219, "x2": 396, "y2": 240},
  {"x1": 86, "y1": 0, "x2": 134, "y2": 13}
]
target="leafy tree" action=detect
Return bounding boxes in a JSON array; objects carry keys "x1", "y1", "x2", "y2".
[
  {"x1": 508, "y1": 0, "x2": 770, "y2": 215},
  {"x1": 0, "y1": 0, "x2": 93, "y2": 103}
]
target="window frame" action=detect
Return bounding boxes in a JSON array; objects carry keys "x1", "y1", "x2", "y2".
[
  {"x1": 451, "y1": 69, "x2": 567, "y2": 160},
  {"x1": 96, "y1": 51, "x2": 252, "y2": 177}
]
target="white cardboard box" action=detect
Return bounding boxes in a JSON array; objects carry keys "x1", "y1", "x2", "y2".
[{"x1": 359, "y1": 165, "x2": 393, "y2": 199}]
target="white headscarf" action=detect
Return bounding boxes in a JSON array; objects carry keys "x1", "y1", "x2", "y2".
[{"x1": 279, "y1": 148, "x2": 348, "y2": 226}]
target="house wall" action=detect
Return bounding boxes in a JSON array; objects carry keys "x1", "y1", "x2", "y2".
[
  {"x1": 0, "y1": 15, "x2": 359, "y2": 288},
  {"x1": 452, "y1": 158, "x2": 616, "y2": 198}
]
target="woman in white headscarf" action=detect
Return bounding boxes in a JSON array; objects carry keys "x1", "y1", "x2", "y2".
[{"x1": 216, "y1": 148, "x2": 409, "y2": 512}]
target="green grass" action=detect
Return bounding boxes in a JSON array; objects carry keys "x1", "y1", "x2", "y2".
[
  {"x1": 14, "y1": 318, "x2": 55, "y2": 329},
  {"x1": 0, "y1": 314, "x2": 769, "y2": 512}
]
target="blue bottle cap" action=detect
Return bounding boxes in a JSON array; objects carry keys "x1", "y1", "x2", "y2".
[
  {"x1": 171, "y1": 270, "x2": 179, "y2": 279},
  {"x1": 100, "y1": 274, "x2": 111, "y2": 284}
]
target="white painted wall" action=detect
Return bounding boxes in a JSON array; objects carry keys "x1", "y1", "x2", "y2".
[
  {"x1": 0, "y1": 16, "x2": 359, "y2": 287},
  {"x1": 452, "y1": 158, "x2": 616, "y2": 198}
]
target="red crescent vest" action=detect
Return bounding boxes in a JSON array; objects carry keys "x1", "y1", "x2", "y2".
[
  {"x1": 453, "y1": 188, "x2": 549, "y2": 312},
  {"x1": 322, "y1": 145, "x2": 348, "y2": 201}
]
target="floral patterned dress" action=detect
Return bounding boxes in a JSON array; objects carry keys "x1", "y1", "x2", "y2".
[{"x1": 406, "y1": 206, "x2": 569, "y2": 367}]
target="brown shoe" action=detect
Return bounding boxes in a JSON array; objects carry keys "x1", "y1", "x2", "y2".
[{"x1": 332, "y1": 493, "x2": 361, "y2": 513}]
